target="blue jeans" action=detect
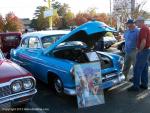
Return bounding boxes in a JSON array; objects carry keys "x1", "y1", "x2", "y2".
[{"x1": 133, "y1": 49, "x2": 150, "y2": 88}]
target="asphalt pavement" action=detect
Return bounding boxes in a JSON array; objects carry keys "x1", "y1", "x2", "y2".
[{"x1": 10, "y1": 47, "x2": 150, "y2": 113}]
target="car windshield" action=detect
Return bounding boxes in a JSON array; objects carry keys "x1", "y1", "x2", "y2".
[{"x1": 41, "y1": 35, "x2": 65, "y2": 48}]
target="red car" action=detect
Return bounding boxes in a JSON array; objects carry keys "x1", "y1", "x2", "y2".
[
  {"x1": 0, "y1": 32, "x2": 22, "y2": 58},
  {"x1": 0, "y1": 50, "x2": 37, "y2": 109}
]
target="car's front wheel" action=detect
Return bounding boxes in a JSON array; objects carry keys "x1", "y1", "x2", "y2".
[{"x1": 53, "y1": 77, "x2": 64, "y2": 95}]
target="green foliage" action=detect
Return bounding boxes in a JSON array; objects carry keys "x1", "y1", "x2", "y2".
[
  {"x1": 31, "y1": 1, "x2": 75, "y2": 30},
  {"x1": 31, "y1": 1, "x2": 117, "y2": 29},
  {"x1": 31, "y1": 6, "x2": 49, "y2": 30},
  {"x1": 0, "y1": 15, "x2": 4, "y2": 32},
  {"x1": 0, "y1": 12, "x2": 23, "y2": 32}
]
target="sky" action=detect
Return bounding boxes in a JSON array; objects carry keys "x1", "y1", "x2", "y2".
[{"x1": 0, "y1": 0, "x2": 150, "y2": 19}]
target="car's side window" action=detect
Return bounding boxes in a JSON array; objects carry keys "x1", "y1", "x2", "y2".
[
  {"x1": 29, "y1": 37, "x2": 41, "y2": 49},
  {"x1": 21, "y1": 38, "x2": 28, "y2": 48},
  {"x1": 42, "y1": 35, "x2": 63, "y2": 48}
]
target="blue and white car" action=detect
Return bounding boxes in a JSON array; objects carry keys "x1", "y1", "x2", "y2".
[{"x1": 11, "y1": 21, "x2": 125, "y2": 95}]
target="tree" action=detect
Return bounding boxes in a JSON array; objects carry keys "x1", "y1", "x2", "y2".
[
  {"x1": 132, "y1": 0, "x2": 149, "y2": 19},
  {"x1": 113, "y1": 0, "x2": 148, "y2": 29},
  {"x1": 73, "y1": 13, "x2": 89, "y2": 25},
  {"x1": 4, "y1": 12, "x2": 23, "y2": 32},
  {"x1": 57, "y1": 3, "x2": 70, "y2": 16},
  {"x1": 71, "y1": 8, "x2": 116, "y2": 27},
  {"x1": 52, "y1": 11, "x2": 61, "y2": 28},
  {"x1": 58, "y1": 3, "x2": 72, "y2": 29},
  {"x1": 31, "y1": 2, "x2": 73, "y2": 30},
  {"x1": 52, "y1": 1, "x2": 61, "y2": 10},
  {"x1": 0, "y1": 15, "x2": 4, "y2": 32},
  {"x1": 30, "y1": 19, "x2": 38, "y2": 30},
  {"x1": 52, "y1": 2, "x2": 73, "y2": 28},
  {"x1": 31, "y1": 6, "x2": 49, "y2": 30},
  {"x1": 64, "y1": 10, "x2": 74, "y2": 27}
]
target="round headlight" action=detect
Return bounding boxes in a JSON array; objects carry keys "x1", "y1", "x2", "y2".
[
  {"x1": 23, "y1": 79, "x2": 33, "y2": 90},
  {"x1": 11, "y1": 81, "x2": 22, "y2": 93}
]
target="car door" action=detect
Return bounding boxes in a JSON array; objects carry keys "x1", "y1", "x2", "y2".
[
  {"x1": 12, "y1": 37, "x2": 29, "y2": 66},
  {"x1": 26, "y1": 37, "x2": 44, "y2": 74},
  {"x1": 27, "y1": 37, "x2": 45, "y2": 76},
  {"x1": 17, "y1": 37, "x2": 41, "y2": 73}
]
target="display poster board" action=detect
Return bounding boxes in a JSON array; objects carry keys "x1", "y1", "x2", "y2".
[{"x1": 74, "y1": 62, "x2": 105, "y2": 108}]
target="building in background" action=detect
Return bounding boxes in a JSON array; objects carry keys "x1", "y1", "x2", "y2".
[{"x1": 21, "y1": 18, "x2": 34, "y2": 32}]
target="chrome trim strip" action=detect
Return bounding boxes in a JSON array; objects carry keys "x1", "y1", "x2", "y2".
[{"x1": 0, "y1": 89, "x2": 37, "y2": 104}]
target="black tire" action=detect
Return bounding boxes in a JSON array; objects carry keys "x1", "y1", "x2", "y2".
[{"x1": 53, "y1": 77, "x2": 64, "y2": 96}]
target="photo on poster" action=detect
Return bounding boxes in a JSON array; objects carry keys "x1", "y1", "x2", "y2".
[
  {"x1": 74, "y1": 62, "x2": 105, "y2": 108},
  {"x1": 86, "y1": 52, "x2": 99, "y2": 62}
]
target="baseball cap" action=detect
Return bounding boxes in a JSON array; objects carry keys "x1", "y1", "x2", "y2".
[
  {"x1": 126, "y1": 19, "x2": 135, "y2": 24},
  {"x1": 136, "y1": 16, "x2": 145, "y2": 21}
]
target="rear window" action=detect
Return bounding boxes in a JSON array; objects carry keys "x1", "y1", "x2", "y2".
[{"x1": 4, "y1": 36, "x2": 20, "y2": 41}]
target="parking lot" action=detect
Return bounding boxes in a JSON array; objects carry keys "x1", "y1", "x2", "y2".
[{"x1": 9, "y1": 47, "x2": 150, "y2": 113}]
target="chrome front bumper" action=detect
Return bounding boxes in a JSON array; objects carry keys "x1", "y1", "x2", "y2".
[
  {"x1": 0, "y1": 89, "x2": 37, "y2": 105},
  {"x1": 102, "y1": 73, "x2": 125, "y2": 89},
  {"x1": 64, "y1": 88, "x2": 76, "y2": 96},
  {"x1": 64, "y1": 73, "x2": 125, "y2": 95}
]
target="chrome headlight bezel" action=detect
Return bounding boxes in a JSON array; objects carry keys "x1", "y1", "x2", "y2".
[
  {"x1": 10, "y1": 76, "x2": 36, "y2": 93},
  {"x1": 11, "y1": 81, "x2": 22, "y2": 93},
  {"x1": 23, "y1": 78, "x2": 34, "y2": 90}
]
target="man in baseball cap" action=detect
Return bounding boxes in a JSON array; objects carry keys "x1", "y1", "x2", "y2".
[
  {"x1": 122, "y1": 19, "x2": 139, "y2": 81},
  {"x1": 128, "y1": 16, "x2": 150, "y2": 91}
]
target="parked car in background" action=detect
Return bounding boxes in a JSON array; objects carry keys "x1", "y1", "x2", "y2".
[
  {"x1": 117, "y1": 40, "x2": 125, "y2": 53},
  {"x1": 0, "y1": 50, "x2": 37, "y2": 109},
  {"x1": 103, "y1": 33, "x2": 117, "y2": 49},
  {"x1": 11, "y1": 21, "x2": 125, "y2": 96},
  {"x1": 0, "y1": 32, "x2": 22, "y2": 58}
]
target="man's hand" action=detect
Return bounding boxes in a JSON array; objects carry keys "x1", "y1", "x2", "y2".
[{"x1": 138, "y1": 39, "x2": 146, "y2": 52}]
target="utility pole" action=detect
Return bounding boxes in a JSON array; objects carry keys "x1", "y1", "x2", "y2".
[
  {"x1": 131, "y1": 0, "x2": 135, "y2": 18},
  {"x1": 110, "y1": 0, "x2": 112, "y2": 26},
  {"x1": 48, "y1": 0, "x2": 52, "y2": 30}
]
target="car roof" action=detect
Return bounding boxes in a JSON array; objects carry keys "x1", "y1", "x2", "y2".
[
  {"x1": 22, "y1": 30, "x2": 70, "y2": 39},
  {"x1": 0, "y1": 32, "x2": 22, "y2": 36}
]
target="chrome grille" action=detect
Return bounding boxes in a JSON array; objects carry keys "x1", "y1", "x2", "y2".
[
  {"x1": 0, "y1": 86, "x2": 11, "y2": 98},
  {"x1": 102, "y1": 72, "x2": 118, "y2": 82}
]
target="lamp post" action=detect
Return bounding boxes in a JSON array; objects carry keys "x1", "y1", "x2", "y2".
[{"x1": 48, "y1": 0, "x2": 52, "y2": 30}]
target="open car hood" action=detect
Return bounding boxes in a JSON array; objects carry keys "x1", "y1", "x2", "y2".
[{"x1": 44, "y1": 20, "x2": 116, "y2": 54}]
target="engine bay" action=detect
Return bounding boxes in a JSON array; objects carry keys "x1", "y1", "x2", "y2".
[
  {"x1": 53, "y1": 48, "x2": 89, "y2": 63},
  {"x1": 53, "y1": 47, "x2": 113, "y2": 69}
]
